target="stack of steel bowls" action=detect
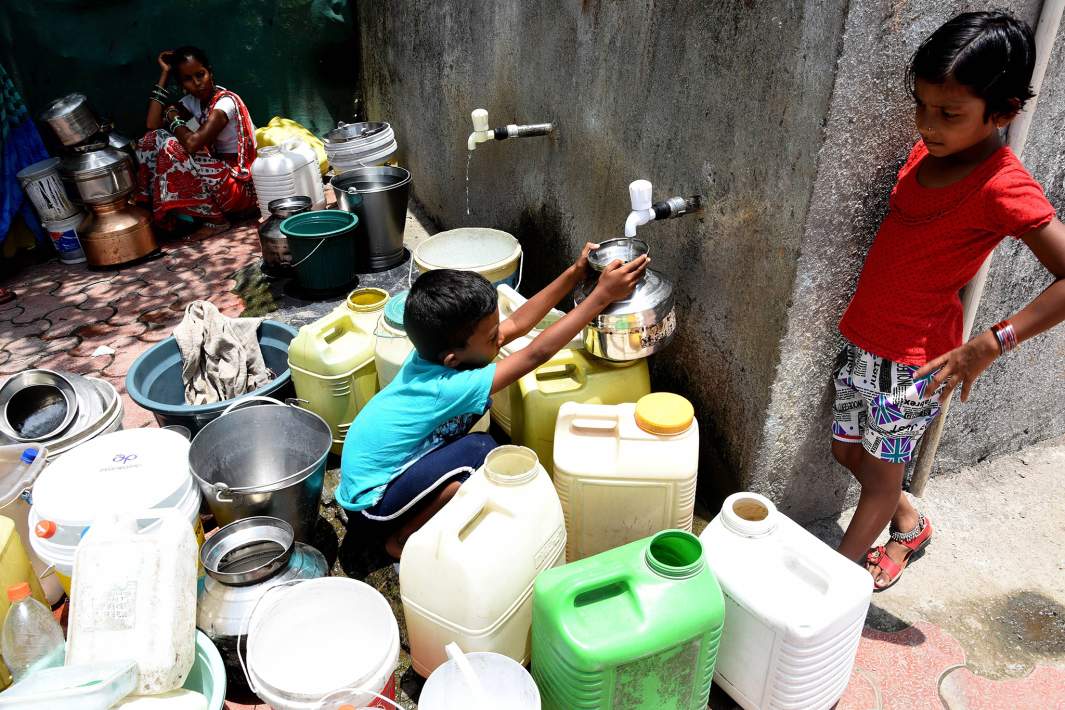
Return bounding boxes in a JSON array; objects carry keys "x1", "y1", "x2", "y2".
[
  {"x1": 322, "y1": 121, "x2": 397, "y2": 174},
  {"x1": 0, "y1": 370, "x2": 123, "y2": 458}
]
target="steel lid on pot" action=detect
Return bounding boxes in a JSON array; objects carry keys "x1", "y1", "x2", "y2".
[
  {"x1": 200, "y1": 517, "x2": 295, "y2": 586},
  {"x1": 61, "y1": 147, "x2": 133, "y2": 179}
]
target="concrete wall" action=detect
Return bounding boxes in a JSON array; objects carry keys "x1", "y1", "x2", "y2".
[
  {"x1": 358, "y1": 0, "x2": 849, "y2": 499},
  {"x1": 357, "y1": 0, "x2": 1065, "y2": 521},
  {"x1": 753, "y1": 0, "x2": 1065, "y2": 521}
]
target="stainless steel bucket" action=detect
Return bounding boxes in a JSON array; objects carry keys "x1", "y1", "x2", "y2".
[
  {"x1": 331, "y1": 166, "x2": 411, "y2": 272},
  {"x1": 187, "y1": 397, "x2": 330, "y2": 541}
]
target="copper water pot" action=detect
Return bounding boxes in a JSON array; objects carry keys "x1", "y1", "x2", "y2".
[{"x1": 81, "y1": 198, "x2": 158, "y2": 267}]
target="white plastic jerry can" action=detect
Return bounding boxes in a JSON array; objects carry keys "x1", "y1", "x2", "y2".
[
  {"x1": 66, "y1": 508, "x2": 198, "y2": 696},
  {"x1": 552, "y1": 393, "x2": 699, "y2": 561},
  {"x1": 699, "y1": 492, "x2": 873, "y2": 710},
  {"x1": 401, "y1": 445, "x2": 566, "y2": 677}
]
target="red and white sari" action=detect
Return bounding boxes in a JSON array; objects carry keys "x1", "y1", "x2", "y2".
[{"x1": 135, "y1": 88, "x2": 257, "y2": 227}]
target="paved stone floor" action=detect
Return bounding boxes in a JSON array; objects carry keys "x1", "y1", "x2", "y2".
[{"x1": 3, "y1": 213, "x2": 1063, "y2": 709}]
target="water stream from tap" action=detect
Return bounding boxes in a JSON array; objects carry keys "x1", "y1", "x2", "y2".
[{"x1": 465, "y1": 152, "x2": 473, "y2": 216}]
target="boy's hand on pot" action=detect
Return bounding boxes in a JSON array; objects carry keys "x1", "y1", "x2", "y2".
[
  {"x1": 595, "y1": 255, "x2": 649, "y2": 303},
  {"x1": 574, "y1": 242, "x2": 600, "y2": 274},
  {"x1": 914, "y1": 330, "x2": 1000, "y2": 402}
]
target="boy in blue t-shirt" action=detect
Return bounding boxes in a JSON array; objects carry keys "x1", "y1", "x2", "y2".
[{"x1": 338, "y1": 243, "x2": 649, "y2": 557}]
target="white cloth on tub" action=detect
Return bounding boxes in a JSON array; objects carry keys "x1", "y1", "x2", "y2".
[{"x1": 173, "y1": 300, "x2": 270, "y2": 405}]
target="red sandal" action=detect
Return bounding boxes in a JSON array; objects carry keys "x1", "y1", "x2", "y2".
[{"x1": 866, "y1": 514, "x2": 933, "y2": 591}]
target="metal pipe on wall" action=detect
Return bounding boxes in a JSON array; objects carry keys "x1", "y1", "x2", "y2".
[{"x1": 910, "y1": 0, "x2": 1065, "y2": 496}]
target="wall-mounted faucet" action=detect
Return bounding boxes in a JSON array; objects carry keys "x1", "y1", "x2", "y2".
[
  {"x1": 624, "y1": 179, "x2": 703, "y2": 237},
  {"x1": 467, "y1": 108, "x2": 554, "y2": 151}
]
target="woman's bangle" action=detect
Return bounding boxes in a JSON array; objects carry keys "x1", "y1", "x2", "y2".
[
  {"x1": 149, "y1": 96, "x2": 166, "y2": 107},
  {"x1": 169, "y1": 117, "x2": 186, "y2": 134},
  {"x1": 990, "y1": 320, "x2": 1018, "y2": 354}
]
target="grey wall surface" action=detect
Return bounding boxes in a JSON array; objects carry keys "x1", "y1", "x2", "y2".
[
  {"x1": 358, "y1": 0, "x2": 849, "y2": 501},
  {"x1": 358, "y1": 0, "x2": 1065, "y2": 521}
]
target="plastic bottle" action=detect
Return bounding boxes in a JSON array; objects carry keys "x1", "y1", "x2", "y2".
[{"x1": 1, "y1": 582, "x2": 65, "y2": 681}]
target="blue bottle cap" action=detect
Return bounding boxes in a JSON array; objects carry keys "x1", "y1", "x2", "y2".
[{"x1": 19, "y1": 448, "x2": 39, "y2": 465}]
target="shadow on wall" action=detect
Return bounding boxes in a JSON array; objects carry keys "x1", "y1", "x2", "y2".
[{"x1": 0, "y1": 0, "x2": 359, "y2": 143}]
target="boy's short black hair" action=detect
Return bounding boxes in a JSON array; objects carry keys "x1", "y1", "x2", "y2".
[
  {"x1": 908, "y1": 11, "x2": 1036, "y2": 119},
  {"x1": 405, "y1": 269, "x2": 498, "y2": 363}
]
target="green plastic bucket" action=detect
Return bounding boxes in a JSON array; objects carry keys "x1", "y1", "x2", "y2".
[{"x1": 280, "y1": 210, "x2": 359, "y2": 295}]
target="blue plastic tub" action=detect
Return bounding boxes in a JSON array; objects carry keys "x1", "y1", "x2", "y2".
[{"x1": 126, "y1": 320, "x2": 298, "y2": 436}]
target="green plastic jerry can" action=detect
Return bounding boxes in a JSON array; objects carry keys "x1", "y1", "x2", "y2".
[{"x1": 531, "y1": 530, "x2": 725, "y2": 709}]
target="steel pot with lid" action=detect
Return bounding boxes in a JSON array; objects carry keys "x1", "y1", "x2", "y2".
[
  {"x1": 575, "y1": 240, "x2": 676, "y2": 362},
  {"x1": 257, "y1": 196, "x2": 311, "y2": 276},
  {"x1": 40, "y1": 93, "x2": 101, "y2": 146},
  {"x1": 197, "y1": 516, "x2": 328, "y2": 694},
  {"x1": 61, "y1": 148, "x2": 135, "y2": 204}
]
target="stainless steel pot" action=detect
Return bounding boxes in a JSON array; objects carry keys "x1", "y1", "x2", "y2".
[
  {"x1": 187, "y1": 397, "x2": 331, "y2": 541},
  {"x1": 61, "y1": 148, "x2": 135, "y2": 204},
  {"x1": 331, "y1": 166, "x2": 411, "y2": 271},
  {"x1": 258, "y1": 196, "x2": 311, "y2": 275},
  {"x1": 40, "y1": 93, "x2": 101, "y2": 146},
  {"x1": 197, "y1": 516, "x2": 327, "y2": 695},
  {"x1": 575, "y1": 266, "x2": 677, "y2": 362}
]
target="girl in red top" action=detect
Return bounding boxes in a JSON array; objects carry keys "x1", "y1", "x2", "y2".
[{"x1": 833, "y1": 11, "x2": 1065, "y2": 590}]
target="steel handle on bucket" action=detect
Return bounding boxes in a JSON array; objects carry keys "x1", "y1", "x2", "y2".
[
  {"x1": 237, "y1": 579, "x2": 303, "y2": 697},
  {"x1": 210, "y1": 396, "x2": 321, "y2": 497},
  {"x1": 220, "y1": 395, "x2": 287, "y2": 417}
]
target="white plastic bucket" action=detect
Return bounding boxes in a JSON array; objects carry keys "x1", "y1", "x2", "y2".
[
  {"x1": 16, "y1": 157, "x2": 79, "y2": 222},
  {"x1": 27, "y1": 428, "x2": 202, "y2": 594},
  {"x1": 411, "y1": 228, "x2": 522, "y2": 289},
  {"x1": 244, "y1": 578, "x2": 399, "y2": 709},
  {"x1": 420, "y1": 652, "x2": 541, "y2": 709},
  {"x1": 42, "y1": 213, "x2": 88, "y2": 265}
]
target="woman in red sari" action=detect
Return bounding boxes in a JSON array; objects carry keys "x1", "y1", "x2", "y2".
[{"x1": 138, "y1": 46, "x2": 257, "y2": 231}]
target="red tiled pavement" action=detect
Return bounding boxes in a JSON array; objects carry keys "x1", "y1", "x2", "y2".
[
  {"x1": 0, "y1": 224, "x2": 259, "y2": 429},
  {"x1": 838, "y1": 623, "x2": 966, "y2": 709},
  {"x1": 939, "y1": 664, "x2": 1065, "y2": 710}
]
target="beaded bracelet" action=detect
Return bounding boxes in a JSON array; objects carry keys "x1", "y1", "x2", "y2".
[{"x1": 990, "y1": 320, "x2": 1018, "y2": 354}]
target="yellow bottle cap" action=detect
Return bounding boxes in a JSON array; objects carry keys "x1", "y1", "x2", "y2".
[{"x1": 634, "y1": 393, "x2": 694, "y2": 435}]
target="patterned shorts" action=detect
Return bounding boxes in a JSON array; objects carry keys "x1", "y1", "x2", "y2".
[{"x1": 831, "y1": 342, "x2": 944, "y2": 463}]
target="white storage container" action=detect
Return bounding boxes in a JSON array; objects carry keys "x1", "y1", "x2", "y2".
[
  {"x1": 0, "y1": 660, "x2": 137, "y2": 708},
  {"x1": 251, "y1": 146, "x2": 301, "y2": 220},
  {"x1": 401, "y1": 446, "x2": 566, "y2": 676},
  {"x1": 16, "y1": 157, "x2": 79, "y2": 222},
  {"x1": 42, "y1": 212, "x2": 88, "y2": 265},
  {"x1": 699, "y1": 492, "x2": 872, "y2": 710},
  {"x1": 373, "y1": 290, "x2": 413, "y2": 388},
  {"x1": 67, "y1": 509, "x2": 198, "y2": 695},
  {"x1": 28, "y1": 428, "x2": 202, "y2": 595},
  {"x1": 553, "y1": 393, "x2": 699, "y2": 561},
  {"x1": 245, "y1": 578, "x2": 400, "y2": 709},
  {"x1": 281, "y1": 139, "x2": 326, "y2": 210}
]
